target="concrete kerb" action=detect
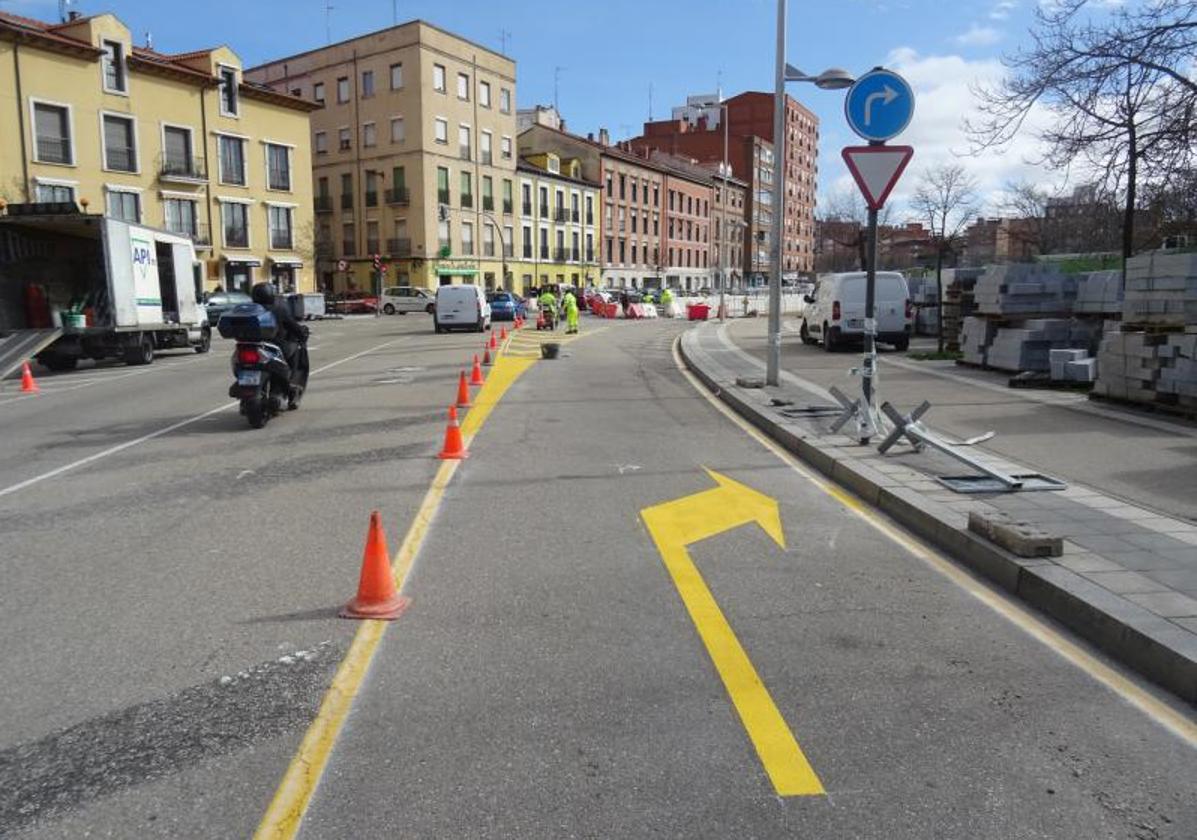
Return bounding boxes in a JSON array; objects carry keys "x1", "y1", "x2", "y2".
[{"x1": 679, "y1": 325, "x2": 1197, "y2": 705}]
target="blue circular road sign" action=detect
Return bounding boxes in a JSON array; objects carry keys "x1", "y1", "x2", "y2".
[{"x1": 844, "y1": 69, "x2": 915, "y2": 143}]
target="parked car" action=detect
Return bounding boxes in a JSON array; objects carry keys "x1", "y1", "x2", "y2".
[
  {"x1": 487, "y1": 291, "x2": 525, "y2": 321},
  {"x1": 800, "y1": 271, "x2": 912, "y2": 352},
  {"x1": 329, "y1": 291, "x2": 379, "y2": 314},
  {"x1": 380, "y1": 285, "x2": 434, "y2": 315},
  {"x1": 435, "y1": 284, "x2": 492, "y2": 333},
  {"x1": 204, "y1": 290, "x2": 252, "y2": 327}
]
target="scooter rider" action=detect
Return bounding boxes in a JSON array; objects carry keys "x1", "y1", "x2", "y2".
[{"x1": 251, "y1": 282, "x2": 309, "y2": 399}]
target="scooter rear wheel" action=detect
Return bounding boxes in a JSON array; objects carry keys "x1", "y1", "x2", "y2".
[{"x1": 244, "y1": 396, "x2": 269, "y2": 428}]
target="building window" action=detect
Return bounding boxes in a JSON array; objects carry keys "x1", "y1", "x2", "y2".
[
  {"x1": 630, "y1": 179, "x2": 638, "y2": 203},
  {"x1": 503, "y1": 225, "x2": 514, "y2": 258},
  {"x1": 315, "y1": 131, "x2": 328, "y2": 154},
  {"x1": 631, "y1": 243, "x2": 637, "y2": 264},
  {"x1": 482, "y1": 176, "x2": 494, "y2": 210},
  {"x1": 222, "y1": 201, "x2": 249, "y2": 247},
  {"x1": 653, "y1": 185, "x2": 659, "y2": 206},
  {"x1": 539, "y1": 186, "x2": 548, "y2": 218},
  {"x1": 313, "y1": 82, "x2": 325, "y2": 104},
  {"x1": 343, "y1": 222, "x2": 357, "y2": 256},
  {"x1": 438, "y1": 218, "x2": 451, "y2": 252},
  {"x1": 585, "y1": 195, "x2": 594, "y2": 226},
  {"x1": 338, "y1": 127, "x2": 351, "y2": 151},
  {"x1": 433, "y1": 64, "x2": 446, "y2": 92},
  {"x1": 35, "y1": 181, "x2": 75, "y2": 202},
  {"x1": 500, "y1": 87, "x2": 511, "y2": 113},
  {"x1": 606, "y1": 238, "x2": 613, "y2": 262},
  {"x1": 480, "y1": 131, "x2": 492, "y2": 165},
  {"x1": 366, "y1": 220, "x2": 380, "y2": 255},
  {"x1": 219, "y1": 136, "x2": 246, "y2": 185},
  {"x1": 106, "y1": 189, "x2": 139, "y2": 222},
  {"x1": 437, "y1": 167, "x2": 450, "y2": 205},
  {"x1": 540, "y1": 226, "x2": 549, "y2": 259},
  {"x1": 32, "y1": 102, "x2": 72, "y2": 165},
  {"x1": 460, "y1": 171, "x2": 472, "y2": 207},
  {"x1": 459, "y1": 125, "x2": 471, "y2": 160},
  {"x1": 266, "y1": 143, "x2": 291, "y2": 191},
  {"x1": 572, "y1": 231, "x2": 580, "y2": 261},
  {"x1": 219, "y1": 66, "x2": 239, "y2": 116},
  {"x1": 483, "y1": 224, "x2": 495, "y2": 257},
  {"x1": 269, "y1": 205, "x2": 293, "y2": 249},
  {"x1": 631, "y1": 213, "x2": 637, "y2": 234},
  {"x1": 586, "y1": 233, "x2": 594, "y2": 262},
  {"x1": 102, "y1": 40, "x2": 126, "y2": 93},
  {"x1": 390, "y1": 63, "x2": 403, "y2": 90},
  {"x1": 365, "y1": 171, "x2": 379, "y2": 206},
  {"x1": 361, "y1": 70, "x2": 374, "y2": 98},
  {"x1": 462, "y1": 221, "x2": 474, "y2": 255},
  {"x1": 390, "y1": 117, "x2": 405, "y2": 143},
  {"x1": 502, "y1": 179, "x2": 513, "y2": 214},
  {"x1": 619, "y1": 174, "x2": 626, "y2": 200},
  {"x1": 164, "y1": 198, "x2": 198, "y2": 236},
  {"x1": 501, "y1": 135, "x2": 512, "y2": 160},
  {"x1": 363, "y1": 122, "x2": 377, "y2": 147},
  {"x1": 522, "y1": 225, "x2": 532, "y2": 258},
  {"x1": 457, "y1": 72, "x2": 470, "y2": 100},
  {"x1": 619, "y1": 240, "x2": 626, "y2": 263},
  {"x1": 434, "y1": 118, "x2": 448, "y2": 144},
  {"x1": 479, "y1": 80, "x2": 491, "y2": 108},
  {"x1": 341, "y1": 172, "x2": 353, "y2": 206},
  {"x1": 337, "y1": 76, "x2": 350, "y2": 103},
  {"x1": 101, "y1": 114, "x2": 137, "y2": 172},
  {"x1": 522, "y1": 182, "x2": 532, "y2": 215}
]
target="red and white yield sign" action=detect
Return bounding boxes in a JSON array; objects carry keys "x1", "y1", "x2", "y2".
[{"x1": 841, "y1": 145, "x2": 914, "y2": 210}]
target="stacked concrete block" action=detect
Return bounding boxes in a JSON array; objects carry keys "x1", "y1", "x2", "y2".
[
  {"x1": 1050, "y1": 348, "x2": 1088, "y2": 380},
  {"x1": 1122, "y1": 252, "x2": 1197, "y2": 327},
  {"x1": 959, "y1": 316, "x2": 996, "y2": 366},
  {"x1": 942, "y1": 268, "x2": 982, "y2": 350},
  {"x1": 1156, "y1": 331, "x2": 1197, "y2": 404},
  {"x1": 1066, "y1": 358, "x2": 1098, "y2": 383},
  {"x1": 961, "y1": 317, "x2": 1102, "y2": 373},
  {"x1": 1092, "y1": 329, "x2": 1169, "y2": 402},
  {"x1": 974, "y1": 264, "x2": 1078, "y2": 316},
  {"x1": 1073, "y1": 270, "x2": 1125, "y2": 315}
]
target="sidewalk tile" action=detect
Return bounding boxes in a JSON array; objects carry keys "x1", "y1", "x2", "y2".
[
  {"x1": 1172, "y1": 617, "x2": 1197, "y2": 634},
  {"x1": 1082, "y1": 571, "x2": 1171, "y2": 595},
  {"x1": 1106, "y1": 550, "x2": 1189, "y2": 571},
  {"x1": 1122, "y1": 533, "x2": 1190, "y2": 552},
  {"x1": 1134, "y1": 518, "x2": 1197, "y2": 534},
  {"x1": 1126, "y1": 591, "x2": 1197, "y2": 618},
  {"x1": 1071, "y1": 535, "x2": 1145, "y2": 553},
  {"x1": 1142, "y1": 569, "x2": 1197, "y2": 593},
  {"x1": 1056, "y1": 554, "x2": 1124, "y2": 573},
  {"x1": 1160, "y1": 548, "x2": 1197, "y2": 564}
]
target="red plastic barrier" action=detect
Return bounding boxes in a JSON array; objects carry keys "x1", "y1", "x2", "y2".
[{"x1": 687, "y1": 303, "x2": 711, "y2": 321}]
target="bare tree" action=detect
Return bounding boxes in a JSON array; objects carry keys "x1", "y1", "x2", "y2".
[
  {"x1": 817, "y1": 188, "x2": 892, "y2": 272},
  {"x1": 967, "y1": 0, "x2": 1194, "y2": 263},
  {"x1": 911, "y1": 164, "x2": 979, "y2": 353}
]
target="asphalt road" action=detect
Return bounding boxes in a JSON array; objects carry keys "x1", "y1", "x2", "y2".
[
  {"x1": 2, "y1": 314, "x2": 1194, "y2": 838},
  {"x1": 727, "y1": 317, "x2": 1197, "y2": 522}
]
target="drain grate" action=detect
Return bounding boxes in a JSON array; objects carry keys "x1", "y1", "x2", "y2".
[{"x1": 936, "y1": 473, "x2": 1068, "y2": 494}]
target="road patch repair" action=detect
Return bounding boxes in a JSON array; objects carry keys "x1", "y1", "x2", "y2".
[{"x1": 680, "y1": 323, "x2": 1197, "y2": 707}]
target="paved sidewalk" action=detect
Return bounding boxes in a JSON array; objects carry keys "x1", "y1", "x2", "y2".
[{"x1": 682, "y1": 322, "x2": 1197, "y2": 704}]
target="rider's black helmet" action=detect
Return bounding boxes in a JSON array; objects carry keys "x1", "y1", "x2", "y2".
[{"x1": 251, "y1": 282, "x2": 276, "y2": 307}]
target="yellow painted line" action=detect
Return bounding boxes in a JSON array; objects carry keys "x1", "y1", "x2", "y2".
[
  {"x1": 253, "y1": 355, "x2": 536, "y2": 840},
  {"x1": 641, "y1": 470, "x2": 824, "y2": 797},
  {"x1": 672, "y1": 337, "x2": 1197, "y2": 748}
]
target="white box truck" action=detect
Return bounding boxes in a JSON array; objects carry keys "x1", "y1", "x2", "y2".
[{"x1": 0, "y1": 205, "x2": 210, "y2": 374}]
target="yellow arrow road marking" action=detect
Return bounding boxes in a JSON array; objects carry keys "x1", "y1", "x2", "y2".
[{"x1": 640, "y1": 469, "x2": 824, "y2": 797}]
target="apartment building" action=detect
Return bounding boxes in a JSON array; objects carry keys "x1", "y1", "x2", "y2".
[
  {"x1": 651, "y1": 154, "x2": 714, "y2": 292},
  {"x1": 519, "y1": 124, "x2": 667, "y2": 291},
  {"x1": 629, "y1": 90, "x2": 819, "y2": 280},
  {"x1": 512, "y1": 151, "x2": 599, "y2": 293},
  {"x1": 709, "y1": 168, "x2": 747, "y2": 288},
  {"x1": 247, "y1": 21, "x2": 517, "y2": 292},
  {"x1": 0, "y1": 10, "x2": 319, "y2": 293}
]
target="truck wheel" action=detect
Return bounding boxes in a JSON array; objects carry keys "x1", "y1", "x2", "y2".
[
  {"x1": 194, "y1": 327, "x2": 211, "y2": 354},
  {"x1": 125, "y1": 335, "x2": 154, "y2": 366}
]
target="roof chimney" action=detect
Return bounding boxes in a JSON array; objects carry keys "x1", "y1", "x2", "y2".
[
  {"x1": 68, "y1": 10, "x2": 81, "y2": 20},
  {"x1": 598, "y1": 128, "x2": 609, "y2": 147},
  {"x1": 587, "y1": 132, "x2": 594, "y2": 142}
]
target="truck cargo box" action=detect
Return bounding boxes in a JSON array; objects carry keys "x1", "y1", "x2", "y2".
[{"x1": 217, "y1": 304, "x2": 279, "y2": 341}]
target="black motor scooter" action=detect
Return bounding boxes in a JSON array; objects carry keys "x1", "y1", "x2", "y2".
[{"x1": 218, "y1": 304, "x2": 310, "y2": 429}]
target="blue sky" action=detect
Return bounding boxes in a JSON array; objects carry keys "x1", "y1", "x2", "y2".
[{"x1": 8, "y1": 0, "x2": 1063, "y2": 217}]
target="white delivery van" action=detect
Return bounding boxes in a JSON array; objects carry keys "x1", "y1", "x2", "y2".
[
  {"x1": 433, "y1": 284, "x2": 491, "y2": 333},
  {"x1": 0, "y1": 206, "x2": 208, "y2": 374},
  {"x1": 380, "y1": 285, "x2": 434, "y2": 315},
  {"x1": 799, "y1": 271, "x2": 912, "y2": 352}
]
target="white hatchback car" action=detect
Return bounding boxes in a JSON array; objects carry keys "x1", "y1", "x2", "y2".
[
  {"x1": 379, "y1": 285, "x2": 434, "y2": 315},
  {"x1": 434, "y1": 284, "x2": 492, "y2": 333}
]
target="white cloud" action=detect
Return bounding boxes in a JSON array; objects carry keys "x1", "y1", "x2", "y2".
[
  {"x1": 954, "y1": 25, "x2": 1003, "y2": 47},
  {"x1": 990, "y1": 0, "x2": 1018, "y2": 20},
  {"x1": 819, "y1": 46, "x2": 1068, "y2": 220}
]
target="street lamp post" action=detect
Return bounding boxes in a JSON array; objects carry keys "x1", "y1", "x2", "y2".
[{"x1": 766, "y1": 0, "x2": 854, "y2": 385}]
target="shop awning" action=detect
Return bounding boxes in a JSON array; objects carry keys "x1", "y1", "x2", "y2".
[
  {"x1": 270, "y1": 257, "x2": 304, "y2": 267},
  {"x1": 224, "y1": 256, "x2": 263, "y2": 267},
  {"x1": 435, "y1": 267, "x2": 479, "y2": 276}
]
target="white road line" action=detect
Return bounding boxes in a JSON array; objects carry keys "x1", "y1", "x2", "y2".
[
  {"x1": 0, "y1": 338, "x2": 400, "y2": 500},
  {"x1": 0, "y1": 355, "x2": 222, "y2": 407}
]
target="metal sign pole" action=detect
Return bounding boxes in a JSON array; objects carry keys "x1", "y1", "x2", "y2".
[{"x1": 859, "y1": 206, "x2": 879, "y2": 442}]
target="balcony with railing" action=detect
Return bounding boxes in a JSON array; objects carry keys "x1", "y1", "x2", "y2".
[
  {"x1": 314, "y1": 195, "x2": 333, "y2": 213},
  {"x1": 158, "y1": 154, "x2": 207, "y2": 183},
  {"x1": 342, "y1": 240, "x2": 357, "y2": 257},
  {"x1": 167, "y1": 222, "x2": 211, "y2": 249},
  {"x1": 553, "y1": 247, "x2": 568, "y2": 262},
  {"x1": 522, "y1": 202, "x2": 532, "y2": 216},
  {"x1": 571, "y1": 248, "x2": 580, "y2": 262},
  {"x1": 224, "y1": 225, "x2": 249, "y2": 249},
  {"x1": 341, "y1": 194, "x2": 355, "y2": 210},
  {"x1": 438, "y1": 189, "x2": 451, "y2": 206},
  {"x1": 503, "y1": 199, "x2": 513, "y2": 215},
  {"x1": 271, "y1": 231, "x2": 295, "y2": 251},
  {"x1": 522, "y1": 245, "x2": 532, "y2": 259},
  {"x1": 539, "y1": 246, "x2": 549, "y2": 260},
  {"x1": 460, "y1": 193, "x2": 473, "y2": 209},
  {"x1": 554, "y1": 207, "x2": 569, "y2": 223},
  {"x1": 539, "y1": 204, "x2": 548, "y2": 219},
  {"x1": 586, "y1": 249, "x2": 594, "y2": 262},
  {"x1": 387, "y1": 238, "x2": 412, "y2": 257},
  {"x1": 571, "y1": 210, "x2": 580, "y2": 223},
  {"x1": 365, "y1": 191, "x2": 379, "y2": 208},
  {"x1": 482, "y1": 196, "x2": 494, "y2": 212},
  {"x1": 366, "y1": 239, "x2": 380, "y2": 256},
  {"x1": 586, "y1": 213, "x2": 594, "y2": 226},
  {"x1": 386, "y1": 187, "x2": 411, "y2": 205}
]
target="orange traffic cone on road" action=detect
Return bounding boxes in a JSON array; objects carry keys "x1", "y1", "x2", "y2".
[
  {"x1": 437, "y1": 405, "x2": 469, "y2": 460},
  {"x1": 19, "y1": 361, "x2": 39, "y2": 394},
  {"x1": 469, "y1": 354, "x2": 485, "y2": 386},
  {"x1": 500, "y1": 326, "x2": 508, "y2": 341},
  {"x1": 488, "y1": 332, "x2": 498, "y2": 350},
  {"x1": 455, "y1": 370, "x2": 472, "y2": 408},
  {"x1": 481, "y1": 345, "x2": 492, "y2": 367},
  {"x1": 339, "y1": 511, "x2": 410, "y2": 620}
]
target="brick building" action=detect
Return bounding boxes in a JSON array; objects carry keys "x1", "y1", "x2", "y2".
[{"x1": 629, "y1": 90, "x2": 818, "y2": 280}]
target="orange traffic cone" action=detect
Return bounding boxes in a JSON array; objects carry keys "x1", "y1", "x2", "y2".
[
  {"x1": 339, "y1": 511, "x2": 410, "y2": 620},
  {"x1": 19, "y1": 361, "x2": 39, "y2": 394},
  {"x1": 482, "y1": 345, "x2": 492, "y2": 367},
  {"x1": 500, "y1": 326, "x2": 508, "y2": 341},
  {"x1": 488, "y1": 332, "x2": 498, "y2": 350},
  {"x1": 437, "y1": 405, "x2": 469, "y2": 460},
  {"x1": 455, "y1": 370, "x2": 472, "y2": 408},
  {"x1": 469, "y1": 354, "x2": 485, "y2": 386}
]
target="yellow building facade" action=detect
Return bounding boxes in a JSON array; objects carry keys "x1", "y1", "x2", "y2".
[
  {"x1": 510, "y1": 152, "x2": 600, "y2": 294},
  {"x1": 0, "y1": 11, "x2": 319, "y2": 293},
  {"x1": 246, "y1": 21, "x2": 519, "y2": 294}
]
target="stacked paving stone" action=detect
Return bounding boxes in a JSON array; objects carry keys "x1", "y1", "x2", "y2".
[
  {"x1": 1122, "y1": 251, "x2": 1197, "y2": 327},
  {"x1": 975, "y1": 318, "x2": 1102, "y2": 373},
  {"x1": 974, "y1": 264, "x2": 1079, "y2": 316},
  {"x1": 1073, "y1": 270, "x2": 1124, "y2": 315},
  {"x1": 941, "y1": 268, "x2": 982, "y2": 350},
  {"x1": 959, "y1": 316, "x2": 997, "y2": 366}
]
